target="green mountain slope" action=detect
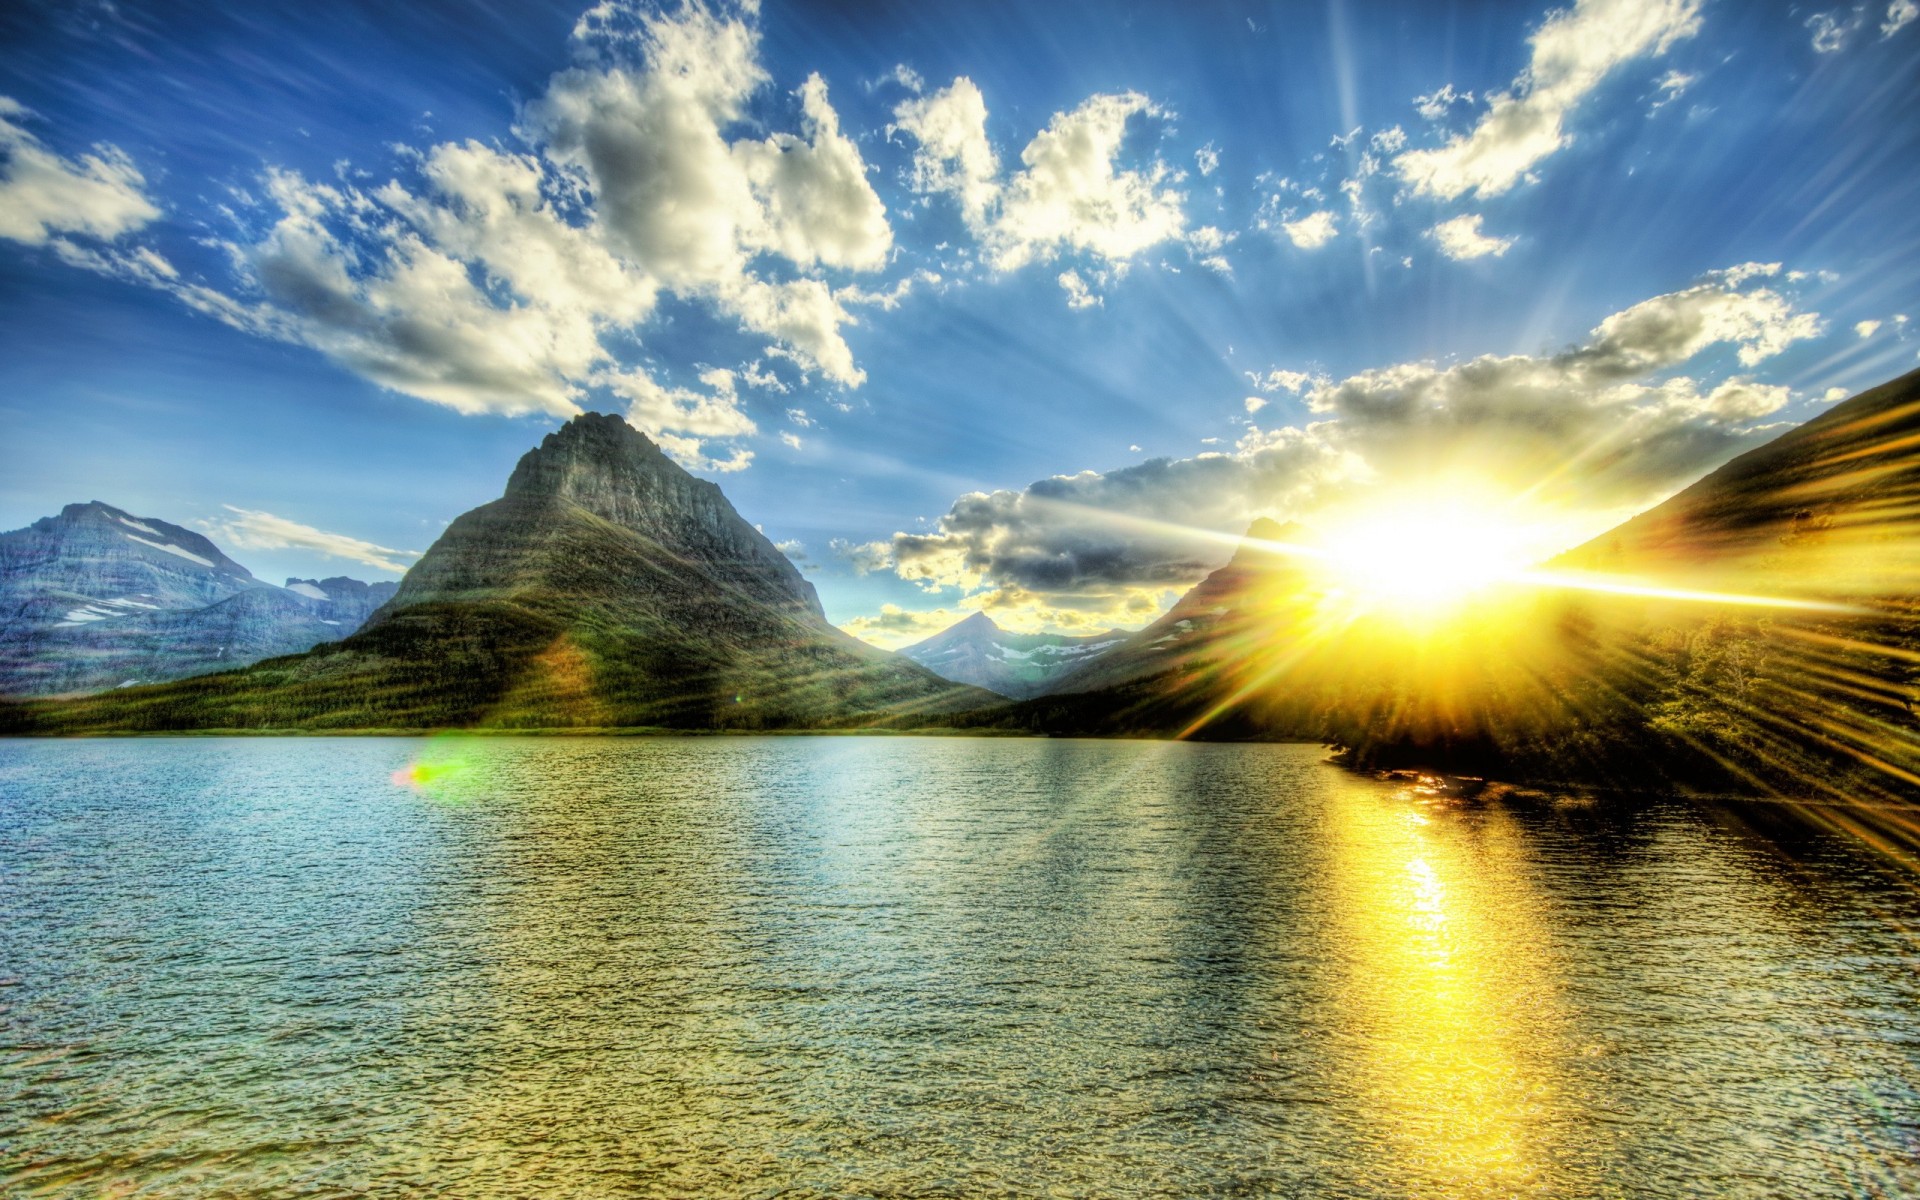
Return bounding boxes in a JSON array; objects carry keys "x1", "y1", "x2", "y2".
[{"x1": 2, "y1": 414, "x2": 995, "y2": 732}]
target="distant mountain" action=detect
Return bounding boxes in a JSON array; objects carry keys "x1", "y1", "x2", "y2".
[
  {"x1": 3, "y1": 414, "x2": 995, "y2": 730},
  {"x1": 284, "y1": 576, "x2": 399, "y2": 628},
  {"x1": 0, "y1": 502, "x2": 392, "y2": 696},
  {"x1": 1041, "y1": 518, "x2": 1314, "y2": 699},
  {"x1": 899, "y1": 611, "x2": 1126, "y2": 698}
]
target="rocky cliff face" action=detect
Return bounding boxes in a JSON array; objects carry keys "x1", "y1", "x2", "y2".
[
  {"x1": 0, "y1": 501, "x2": 397, "y2": 696},
  {"x1": 7, "y1": 414, "x2": 994, "y2": 729},
  {"x1": 900, "y1": 611, "x2": 1127, "y2": 698}
]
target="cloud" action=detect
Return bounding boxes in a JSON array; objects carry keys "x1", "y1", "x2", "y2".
[
  {"x1": 1394, "y1": 0, "x2": 1702, "y2": 201},
  {"x1": 1807, "y1": 8, "x2": 1865, "y2": 52},
  {"x1": 0, "y1": 97, "x2": 160, "y2": 246},
  {"x1": 1247, "y1": 368, "x2": 1317, "y2": 394},
  {"x1": 1195, "y1": 142, "x2": 1220, "y2": 176},
  {"x1": 1058, "y1": 268, "x2": 1102, "y2": 309},
  {"x1": 839, "y1": 602, "x2": 970, "y2": 649},
  {"x1": 830, "y1": 537, "x2": 894, "y2": 575},
  {"x1": 1429, "y1": 213, "x2": 1515, "y2": 260},
  {"x1": 1857, "y1": 319, "x2": 1882, "y2": 338},
  {"x1": 893, "y1": 77, "x2": 1001, "y2": 228},
  {"x1": 1413, "y1": 83, "x2": 1474, "y2": 120},
  {"x1": 1280, "y1": 210, "x2": 1338, "y2": 249},
  {"x1": 205, "y1": 506, "x2": 422, "y2": 575},
  {"x1": 894, "y1": 81, "x2": 1187, "y2": 280},
  {"x1": 873, "y1": 266, "x2": 1820, "y2": 617},
  {"x1": 1887, "y1": 0, "x2": 1919, "y2": 37},
  {"x1": 53, "y1": 1, "x2": 895, "y2": 469}
]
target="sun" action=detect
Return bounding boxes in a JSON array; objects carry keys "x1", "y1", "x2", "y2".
[{"x1": 1313, "y1": 497, "x2": 1538, "y2": 614}]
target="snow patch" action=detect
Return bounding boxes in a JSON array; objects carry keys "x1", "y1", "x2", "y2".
[
  {"x1": 116, "y1": 516, "x2": 160, "y2": 535},
  {"x1": 125, "y1": 533, "x2": 214, "y2": 568},
  {"x1": 287, "y1": 582, "x2": 329, "y2": 601},
  {"x1": 319, "y1": 619, "x2": 342, "y2": 626}
]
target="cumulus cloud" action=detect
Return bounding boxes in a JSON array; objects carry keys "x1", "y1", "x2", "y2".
[
  {"x1": 870, "y1": 266, "x2": 1821, "y2": 619},
  {"x1": 50, "y1": 1, "x2": 898, "y2": 470},
  {"x1": 1887, "y1": 0, "x2": 1919, "y2": 37},
  {"x1": 205, "y1": 506, "x2": 422, "y2": 575},
  {"x1": 893, "y1": 80, "x2": 1187, "y2": 283},
  {"x1": 892, "y1": 76, "x2": 1000, "y2": 228},
  {"x1": 1429, "y1": 213, "x2": 1515, "y2": 260},
  {"x1": 1280, "y1": 210, "x2": 1338, "y2": 249},
  {"x1": 0, "y1": 97, "x2": 160, "y2": 246},
  {"x1": 1856, "y1": 319, "x2": 1882, "y2": 338},
  {"x1": 1395, "y1": 0, "x2": 1702, "y2": 201}
]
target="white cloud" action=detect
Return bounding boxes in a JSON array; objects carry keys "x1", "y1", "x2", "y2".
[
  {"x1": 1824, "y1": 386, "x2": 1850, "y2": 402},
  {"x1": 1887, "y1": 0, "x2": 1919, "y2": 37},
  {"x1": 1429, "y1": 213, "x2": 1515, "y2": 260},
  {"x1": 1414, "y1": 83, "x2": 1474, "y2": 121},
  {"x1": 1395, "y1": 0, "x2": 1702, "y2": 201},
  {"x1": 1058, "y1": 268, "x2": 1102, "y2": 309},
  {"x1": 1246, "y1": 368, "x2": 1316, "y2": 394},
  {"x1": 1281, "y1": 209, "x2": 1338, "y2": 249},
  {"x1": 779, "y1": 431, "x2": 803, "y2": 449},
  {"x1": 1195, "y1": 142, "x2": 1220, "y2": 176},
  {"x1": 877, "y1": 266, "x2": 1821, "y2": 619},
  {"x1": 894, "y1": 81, "x2": 1187, "y2": 279},
  {"x1": 0, "y1": 97, "x2": 160, "y2": 246},
  {"x1": 1652, "y1": 69, "x2": 1695, "y2": 107},
  {"x1": 1245, "y1": 396, "x2": 1267, "y2": 413},
  {"x1": 991, "y1": 92, "x2": 1185, "y2": 270},
  {"x1": 1857, "y1": 319, "x2": 1882, "y2": 338},
  {"x1": 1370, "y1": 126, "x2": 1408, "y2": 153},
  {"x1": 76, "y1": 0, "x2": 901, "y2": 470},
  {"x1": 1807, "y1": 8, "x2": 1864, "y2": 51},
  {"x1": 206, "y1": 506, "x2": 421, "y2": 575},
  {"x1": 892, "y1": 77, "x2": 1001, "y2": 229}
]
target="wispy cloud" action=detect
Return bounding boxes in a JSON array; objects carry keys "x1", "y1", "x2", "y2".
[{"x1": 206, "y1": 506, "x2": 422, "y2": 575}]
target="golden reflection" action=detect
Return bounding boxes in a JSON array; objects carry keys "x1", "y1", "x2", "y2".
[{"x1": 1317, "y1": 778, "x2": 1574, "y2": 1197}]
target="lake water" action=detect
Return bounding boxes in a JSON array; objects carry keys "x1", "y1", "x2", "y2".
[{"x1": 2, "y1": 737, "x2": 1916, "y2": 1197}]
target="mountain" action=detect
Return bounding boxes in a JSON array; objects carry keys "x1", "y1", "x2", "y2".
[
  {"x1": 898, "y1": 611, "x2": 1127, "y2": 698},
  {"x1": 1040, "y1": 518, "x2": 1316, "y2": 699},
  {"x1": 284, "y1": 576, "x2": 400, "y2": 628},
  {"x1": 2, "y1": 414, "x2": 995, "y2": 731},
  {"x1": 0, "y1": 502, "x2": 392, "y2": 696},
  {"x1": 1556, "y1": 366, "x2": 1920, "y2": 599}
]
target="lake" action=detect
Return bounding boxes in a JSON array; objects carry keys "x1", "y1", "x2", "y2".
[{"x1": 2, "y1": 737, "x2": 1916, "y2": 1197}]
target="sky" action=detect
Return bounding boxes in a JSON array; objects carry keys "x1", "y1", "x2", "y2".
[{"x1": 1, "y1": 0, "x2": 1917, "y2": 646}]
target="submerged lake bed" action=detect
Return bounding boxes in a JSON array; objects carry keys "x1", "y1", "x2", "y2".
[{"x1": 2, "y1": 737, "x2": 1916, "y2": 1197}]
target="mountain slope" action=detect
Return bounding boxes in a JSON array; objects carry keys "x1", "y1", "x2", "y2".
[
  {"x1": 0, "y1": 502, "x2": 393, "y2": 696},
  {"x1": 3, "y1": 414, "x2": 994, "y2": 731},
  {"x1": 899, "y1": 612, "x2": 1126, "y2": 698},
  {"x1": 1556, "y1": 366, "x2": 1920, "y2": 596}
]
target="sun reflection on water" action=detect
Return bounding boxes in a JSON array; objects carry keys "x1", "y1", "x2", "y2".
[{"x1": 1319, "y1": 780, "x2": 1571, "y2": 1197}]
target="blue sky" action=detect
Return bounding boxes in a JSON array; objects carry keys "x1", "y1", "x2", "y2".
[{"x1": 2, "y1": 0, "x2": 1917, "y2": 644}]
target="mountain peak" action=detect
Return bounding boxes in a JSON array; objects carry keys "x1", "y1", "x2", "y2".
[
  {"x1": 956, "y1": 611, "x2": 1000, "y2": 632},
  {"x1": 505, "y1": 412, "x2": 678, "y2": 500}
]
